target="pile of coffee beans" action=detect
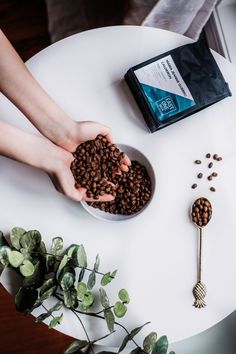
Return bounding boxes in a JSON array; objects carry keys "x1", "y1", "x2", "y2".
[
  {"x1": 71, "y1": 135, "x2": 125, "y2": 200},
  {"x1": 191, "y1": 152, "x2": 222, "y2": 192},
  {"x1": 71, "y1": 135, "x2": 152, "y2": 215},
  {"x1": 191, "y1": 197, "x2": 212, "y2": 227},
  {"x1": 88, "y1": 160, "x2": 151, "y2": 215}
]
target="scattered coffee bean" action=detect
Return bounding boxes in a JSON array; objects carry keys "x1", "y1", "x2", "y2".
[
  {"x1": 191, "y1": 197, "x2": 212, "y2": 227},
  {"x1": 213, "y1": 154, "x2": 218, "y2": 160},
  {"x1": 197, "y1": 173, "x2": 203, "y2": 179},
  {"x1": 192, "y1": 184, "x2": 198, "y2": 189},
  {"x1": 208, "y1": 175, "x2": 213, "y2": 181},
  {"x1": 212, "y1": 172, "x2": 218, "y2": 177},
  {"x1": 206, "y1": 153, "x2": 211, "y2": 158},
  {"x1": 217, "y1": 156, "x2": 222, "y2": 161},
  {"x1": 195, "y1": 160, "x2": 202, "y2": 164},
  {"x1": 208, "y1": 162, "x2": 213, "y2": 168},
  {"x1": 210, "y1": 187, "x2": 216, "y2": 192}
]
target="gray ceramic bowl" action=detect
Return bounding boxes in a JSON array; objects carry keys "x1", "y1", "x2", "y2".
[{"x1": 81, "y1": 144, "x2": 156, "y2": 221}]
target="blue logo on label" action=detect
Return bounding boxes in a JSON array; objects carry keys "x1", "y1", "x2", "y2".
[{"x1": 156, "y1": 96, "x2": 177, "y2": 115}]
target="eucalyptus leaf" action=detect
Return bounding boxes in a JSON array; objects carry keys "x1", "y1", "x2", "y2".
[
  {"x1": 77, "y1": 282, "x2": 87, "y2": 301},
  {"x1": 49, "y1": 313, "x2": 63, "y2": 329},
  {"x1": 65, "y1": 244, "x2": 77, "y2": 257},
  {"x1": 46, "y1": 254, "x2": 55, "y2": 273},
  {"x1": 61, "y1": 272, "x2": 75, "y2": 291},
  {"x1": 15, "y1": 287, "x2": 38, "y2": 312},
  {"x1": 39, "y1": 286, "x2": 57, "y2": 301},
  {"x1": 152, "y1": 336, "x2": 168, "y2": 354},
  {"x1": 64, "y1": 287, "x2": 78, "y2": 309},
  {"x1": 0, "y1": 231, "x2": 9, "y2": 247},
  {"x1": 143, "y1": 332, "x2": 158, "y2": 353},
  {"x1": 40, "y1": 278, "x2": 55, "y2": 296},
  {"x1": 104, "y1": 308, "x2": 115, "y2": 332},
  {"x1": 87, "y1": 269, "x2": 96, "y2": 290},
  {"x1": 49, "y1": 300, "x2": 63, "y2": 312},
  {"x1": 35, "y1": 312, "x2": 50, "y2": 323},
  {"x1": 50, "y1": 237, "x2": 63, "y2": 256},
  {"x1": 78, "y1": 267, "x2": 85, "y2": 282},
  {"x1": 118, "y1": 289, "x2": 130, "y2": 304},
  {"x1": 0, "y1": 246, "x2": 10, "y2": 266},
  {"x1": 114, "y1": 301, "x2": 127, "y2": 318},
  {"x1": 20, "y1": 230, "x2": 41, "y2": 253},
  {"x1": 64, "y1": 340, "x2": 88, "y2": 354},
  {"x1": 130, "y1": 348, "x2": 142, "y2": 354},
  {"x1": 77, "y1": 245, "x2": 87, "y2": 268},
  {"x1": 10, "y1": 227, "x2": 26, "y2": 250},
  {"x1": 8, "y1": 250, "x2": 24, "y2": 267},
  {"x1": 101, "y1": 270, "x2": 117, "y2": 286},
  {"x1": 99, "y1": 288, "x2": 110, "y2": 308},
  {"x1": 23, "y1": 261, "x2": 45, "y2": 288},
  {"x1": 94, "y1": 254, "x2": 100, "y2": 271},
  {"x1": 82, "y1": 291, "x2": 94, "y2": 308},
  {"x1": 118, "y1": 323, "x2": 149, "y2": 353},
  {"x1": 20, "y1": 260, "x2": 35, "y2": 277},
  {"x1": 56, "y1": 254, "x2": 68, "y2": 281}
]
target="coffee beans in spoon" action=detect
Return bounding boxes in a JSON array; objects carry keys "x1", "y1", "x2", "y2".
[{"x1": 191, "y1": 197, "x2": 212, "y2": 227}]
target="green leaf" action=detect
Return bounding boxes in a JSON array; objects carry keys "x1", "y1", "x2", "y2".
[
  {"x1": 10, "y1": 227, "x2": 26, "y2": 250},
  {"x1": 118, "y1": 289, "x2": 130, "y2": 304},
  {"x1": 97, "y1": 352, "x2": 117, "y2": 354},
  {"x1": 77, "y1": 245, "x2": 87, "y2": 268},
  {"x1": 130, "y1": 348, "x2": 142, "y2": 354},
  {"x1": 94, "y1": 254, "x2": 100, "y2": 271},
  {"x1": 20, "y1": 260, "x2": 35, "y2": 277},
  {"x1": 61, "y1": 272, "x2": 75, "y2": 291},
  {"x1": 50, "y1": 237, "x2": 63, "y2": 256},
  {"x1": 87, "y1": 269, "x2": 96, "y2": 290},
  {"x1": 8, "y1": 250, "x2": 24, "y2": 267},
  {"x1": 50, "y1": 300, "x2": 63, "y2": 312},
  {"x1": 104, "y1": 308, "x2": 115, "y2": 332},
  {"x1": 56, "y1": 255, "x2": 68, "y2": 281},
  {"x1": 143, "y1": 332, "x2": 158, "y2": 353},
  {"x1": 101, "y1": 270, "x2": 117, "y2": 286},
  {"x1": 15, "y1": 287, "x2": 38, "y2": 312},
  {"x1": 0, "y1": 246, "x2": 10, "y2": 266},
  {"x1": 20, "y1": 230, "x2": 41, "y2": 253},
  {"x1": 23, "y1": 261, "x2": 45, "y2": 288},
  {"x1": 169, "y1": 352, "x2": 175, "y2": 354},
  {"x1": 77, "y1": 282, "x2": 87, "y2": 301},
  {"x1": 46, "y1": 254, "x2": 55, "y2": 273},
  {"x1": 114, "y1": 301, "x2": 127, "y2": 318},
  {"x1": 39, "y1": 241, "x2": 47, "y2": 255},
  {"x1": 35, "y1": 312, "x2": 50, "y2": 323},
  {"x1": 152, "y1": 336, "x2": 168, "y2": 354},
  {"x1": 82, "y1": 291, "x2": 94, "y2": 308},
  {"x1": 0, "y1": 263, "x2": 5, "y2": 276},
  {"x1": 40, "y1": 286, "x2": 57, "y2": 301},
  {"x1": 78, "y1": 267, "x2": 85, "y2": 282},
  {"x1": 49, "y1": 313, "x2": 63, "y2": 329},
  {"x1": 0, "y1": 231, "x2": 9, "y2": 247},
  {"x1": 118, "y1": 323, "x2": 150, "y2": 353},
  {"x1": 64, "y1": 287, "x2": 78, "y2": 308},
  {"x1": 99, "y1": 288, "x2": 110, "y2": 308},
  {"x1": 40, "y1": 278, "x2": 55, "y2": 296},
  {"x1": 64, "y1": 340, "x2": 88, "y2": 354}
]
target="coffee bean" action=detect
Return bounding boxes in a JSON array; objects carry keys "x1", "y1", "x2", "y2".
[
  {"x1": 195, "y1": 160, "x2": 202, "y2": 164},
  {"x1": 212, "y1": 172, "x2": 218, "y2": 177},
  {"x1": 210, "y1": 187, "x2": 216, "y2": 192},
  {"x1": 217, "y1": 157, "x2": 222, "y2": 161},
  {"x1": 213, "y1": 154, "x2": 218, "y2": 160},
  {"x1": 208, "y1": 162, "x2": 213, "y2": 168},
  {"x1": 197, "y1": 173, "x2": 203, "y2": 179},
  {"x1": 208, "y1": 175, "x2": 213, "y2": 181},
  {"x1": 192, "y1": 184, "x2": 198, "y2": 189},
  {"x1": 206, "y1": 153, "x2": 211, "y2": 158}
]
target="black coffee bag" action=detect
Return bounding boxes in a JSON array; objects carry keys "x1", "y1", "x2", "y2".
[{"x1": 125, "y1": 39, "x2": 231, "y2": 132}]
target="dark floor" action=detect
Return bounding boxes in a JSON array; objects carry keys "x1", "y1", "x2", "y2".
[{"x1": 0, "y1": 0, "x2": 50, "y2": 61}]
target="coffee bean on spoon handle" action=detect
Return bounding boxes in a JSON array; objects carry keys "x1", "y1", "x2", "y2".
[{"x1": 190, "y1": 197, "x2": 212, "y2": 308}]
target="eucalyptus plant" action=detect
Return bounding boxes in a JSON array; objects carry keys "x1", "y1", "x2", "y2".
[{"x1": 0, "y1": 228, "x2": 175, "y2": 354}]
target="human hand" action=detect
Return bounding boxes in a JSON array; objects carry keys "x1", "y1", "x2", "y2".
[
  {"x1": 63, "y1": 120, "x2": 131, "y2": 171},
  {"x1": 46, "y1": 142, "x2": 115, "y2": 202}
]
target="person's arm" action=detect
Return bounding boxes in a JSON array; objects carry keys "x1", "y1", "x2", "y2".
[{"x1": 0, "y1": 121, "x2": 114, "y2": 202}]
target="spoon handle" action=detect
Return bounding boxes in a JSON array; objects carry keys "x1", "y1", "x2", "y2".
[{"x1": 192, "y1": 228, "x2": 207, "y2": 308}]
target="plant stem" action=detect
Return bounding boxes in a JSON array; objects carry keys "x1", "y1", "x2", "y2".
[
  {"x1": 71, "y1": 309, "x2": 95, "y2": 354},
  {"x1": 42, "y1": 304, "x2": 55, "y2": 318}
]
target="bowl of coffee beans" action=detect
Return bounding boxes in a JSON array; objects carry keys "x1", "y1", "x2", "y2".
[{"x1": 71, "y1": 136, "x2": 155, "y2": 221}]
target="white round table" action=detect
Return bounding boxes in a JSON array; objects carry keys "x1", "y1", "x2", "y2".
[{"x1": 1, "y1": 26, "x2": 236, "y2": 346}]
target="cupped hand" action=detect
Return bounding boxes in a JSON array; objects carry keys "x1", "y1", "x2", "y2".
[
  {"x1": 46, "y1": 143, "x2": 115, "y2": 202},
  {"x1": 65, "y1": 120, "x2": 131, "y2": 171}
]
